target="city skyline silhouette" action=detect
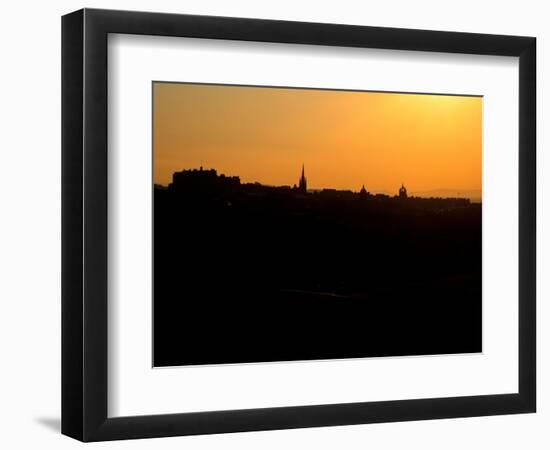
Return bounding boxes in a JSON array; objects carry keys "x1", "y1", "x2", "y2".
[{"x1": 157, "y1": 164, "x2": 482, "y2": 202}]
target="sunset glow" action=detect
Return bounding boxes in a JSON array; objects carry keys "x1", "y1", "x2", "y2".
[{"x1": 153, "y1": 82, "x2": 481, "y2": 198}]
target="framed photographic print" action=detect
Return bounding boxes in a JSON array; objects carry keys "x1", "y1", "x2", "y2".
[{"x1": 62, "y1": 8, "x2": 536, "y2": 441}]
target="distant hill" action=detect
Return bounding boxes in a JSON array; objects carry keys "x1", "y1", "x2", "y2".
[{"x1": 410, "y1": 189, "x2": 482, "y2": 203}]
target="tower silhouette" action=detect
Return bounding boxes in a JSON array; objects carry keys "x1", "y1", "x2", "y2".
[
  {"x1": 298, "y1": 164, "x2": 307, "y2": 193},
  {"x1": 399, "y1": 183, "x2": 408, "y2": 199}
]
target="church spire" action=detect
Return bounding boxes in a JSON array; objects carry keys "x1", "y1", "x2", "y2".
[{"x1": 298, "y1": 163, "x2": 307, "y2": 193}]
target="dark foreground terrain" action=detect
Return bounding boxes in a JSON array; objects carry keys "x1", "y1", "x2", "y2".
[{"x1": 154, "y1": 170, "x2": 481, "y2": 366}]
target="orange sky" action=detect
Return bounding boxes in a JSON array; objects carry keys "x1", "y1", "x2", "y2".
[{"x1": 153, "y1": 82, "x2": 481, "y2": 196}]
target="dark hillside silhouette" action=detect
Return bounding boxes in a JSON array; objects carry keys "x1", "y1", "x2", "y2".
[{"x1": 154, "y1": 166, "x2": 482, "y2": 367}]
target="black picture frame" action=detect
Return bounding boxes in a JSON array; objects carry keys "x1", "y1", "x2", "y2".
[{"x1": 62, "y1": 8, "x2": 536, "y2": 442}]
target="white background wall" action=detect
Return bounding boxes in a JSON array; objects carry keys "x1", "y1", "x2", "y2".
[{"x1": 0, "y1": 0, "x2": 546, "y2": 448}]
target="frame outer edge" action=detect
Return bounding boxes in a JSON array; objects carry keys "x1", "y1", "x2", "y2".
[
  {"x1": 61, "y1": 9, "x2": 85, "y2": 441},
  {"x1": 518, "y1": 37, "x2": 536, "y2": 412}
]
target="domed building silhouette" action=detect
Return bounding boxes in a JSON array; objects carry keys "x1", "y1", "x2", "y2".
[{"x1": 398, "y1": 184, "x2": 408, "y2": 199}]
